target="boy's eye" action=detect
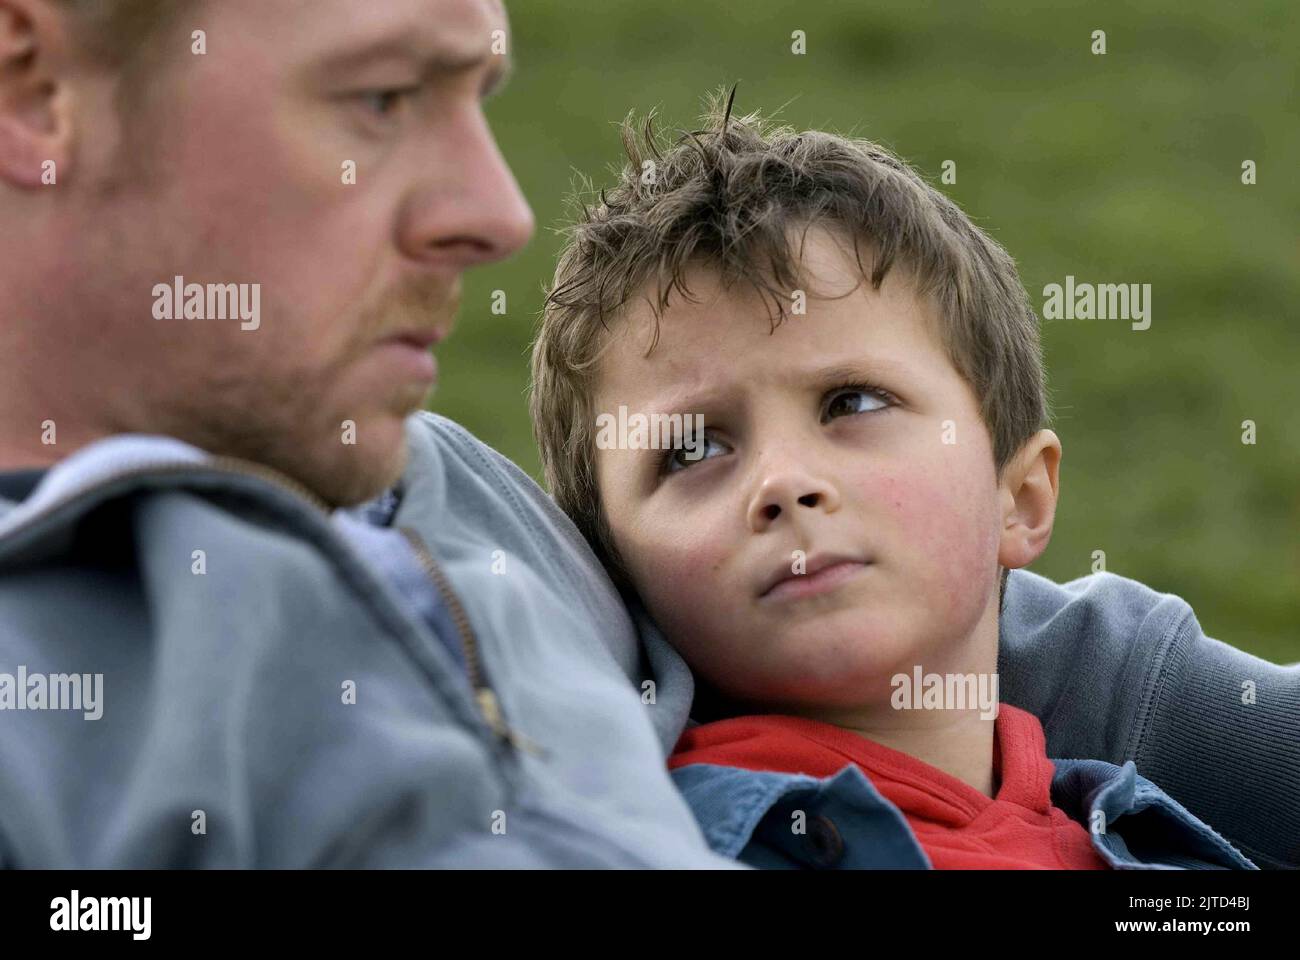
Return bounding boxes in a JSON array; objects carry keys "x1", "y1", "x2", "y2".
[
  {"x1": 821, "y1": 384, "x2": 894, "y2": 423},
  {"x1": 662, "y1": 434, "x2": 731, "y2": 475}
]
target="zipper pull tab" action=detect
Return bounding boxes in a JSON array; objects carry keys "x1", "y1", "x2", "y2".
[{"x1": 475, "y1": 688, "x2": 547, "y2": 757}]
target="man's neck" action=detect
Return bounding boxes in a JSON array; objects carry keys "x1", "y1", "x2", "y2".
[
  {"x1": 0, "y1": 432, "x2": 92, "y2": 473},
  {"x1": 0, "y1": 369, "x2": 109, "y2": 472}
]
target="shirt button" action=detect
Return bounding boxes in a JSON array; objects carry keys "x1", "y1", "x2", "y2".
[{"x1": 807, "y1": 815, "x2": 845, "y2": 867}]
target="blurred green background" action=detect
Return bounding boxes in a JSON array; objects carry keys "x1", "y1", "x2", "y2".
[{"x1": 432, "y1": 0, "x2": 1299, "y2": 663}]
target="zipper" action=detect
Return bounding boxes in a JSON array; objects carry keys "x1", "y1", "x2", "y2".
[
  {"x1": 1, "y1": 452, "x2": 543, "y2": 756},
  {"x1": 397, "y1": 526, "x2": 544, "y2": 756}
]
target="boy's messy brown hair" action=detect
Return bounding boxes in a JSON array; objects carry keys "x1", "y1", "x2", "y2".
[{"x1": 530, "y1": 88, "x2": 1051, "y2": 609}]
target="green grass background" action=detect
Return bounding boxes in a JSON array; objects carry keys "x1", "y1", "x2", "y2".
[{"x1": 431, "y1": 0, "x2": 1299, "y2": 663}]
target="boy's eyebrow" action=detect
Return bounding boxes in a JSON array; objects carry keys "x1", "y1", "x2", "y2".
[
  {"x1": 316, "y1": 33, "x2": 513, "y2": 98},
  {"x1": 637, "y1": 381, "x2": 733, "y2": 419},
  {"x1": 806, "y1": 358, "x2": 913, "y2": 390},
  {"x1": 640, "y1": 357, "x2": 912, "y2": 415}
]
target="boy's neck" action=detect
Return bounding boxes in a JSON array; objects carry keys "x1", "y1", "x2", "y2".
[
  {"x1": 779, "y1": 609, "x2": 1003, "y2": 797},
  {"x1": 836, "y1": 712, "x2": 999, "y2": 798}
]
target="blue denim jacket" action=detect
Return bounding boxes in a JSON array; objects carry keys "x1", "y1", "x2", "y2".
[{"x1": 671, "y1": 757, "x2": 1258, "y2": 870}]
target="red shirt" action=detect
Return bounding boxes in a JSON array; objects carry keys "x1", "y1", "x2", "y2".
[{"x1": 668, "y1": 703, "x2": 1110, "y2": 869}]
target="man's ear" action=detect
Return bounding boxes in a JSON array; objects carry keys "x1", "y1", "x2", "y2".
[
  {"x1": 0, "y1": 0, "x2": 75, "y2": 188},
  {"x1": 997, "y1": 428, "x2": 1062, "y2": 571}
]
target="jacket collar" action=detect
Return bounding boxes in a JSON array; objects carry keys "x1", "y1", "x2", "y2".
[
  {"x1": 672, "y1": 761, "x2": 931, "y2": 867},
  {"x1": 674, "y1": 756, "x2": 1255, "y2": 869},
  {"x1": 0, "y1": 435, "x2": 210, "y2": 537},
  {"x1": 1050, "y1": 758, "x2": 1256, "y2": 869}
]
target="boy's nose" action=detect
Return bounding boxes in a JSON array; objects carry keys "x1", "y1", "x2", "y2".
[{"x1": 747, "y1": 470, "x2": 842, "y2": 532}]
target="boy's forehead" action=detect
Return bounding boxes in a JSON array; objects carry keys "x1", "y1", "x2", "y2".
[{"x1": 594, "y1": 247, "x2": 943, "y2": 410}]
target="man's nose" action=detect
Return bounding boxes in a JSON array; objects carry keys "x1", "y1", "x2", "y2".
[
  {"x1": 398, "y1": 107, "x2": 535, "y2": 269},
  {"x1": 746, "y1": 465, "x2": 842, "y2": 533}
]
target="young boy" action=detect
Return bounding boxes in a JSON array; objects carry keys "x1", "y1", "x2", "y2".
[{"x1": 529, "y1": 94, "x2": 1257, "y2": 869}]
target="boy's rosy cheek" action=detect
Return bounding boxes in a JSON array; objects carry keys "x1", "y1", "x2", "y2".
[
  {"x1": 667, "y1": 541, "x2": 729, "y2": 595},
  {"x1": 630, "y1": 537, "x2": 739, "y2": 669},
  {"x1": 629, "y1": 528, "x2": 729, "y2": 607},
  {"x1": 868, "y1": 468, "x2": 994, "y2": 585}
]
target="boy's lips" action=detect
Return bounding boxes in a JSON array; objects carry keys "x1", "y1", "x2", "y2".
[{"x1": 758, "y1": 552, "x2": 871, "y2": 602}]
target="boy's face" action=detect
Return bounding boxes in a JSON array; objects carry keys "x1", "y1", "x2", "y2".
[{"x1": 593, "y1": 227, "x2": 1038, "y2": 715}]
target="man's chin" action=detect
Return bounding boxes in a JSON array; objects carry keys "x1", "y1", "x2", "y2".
[{"x1": 280, "y1": 412, "x2": 415, "y2": 508}]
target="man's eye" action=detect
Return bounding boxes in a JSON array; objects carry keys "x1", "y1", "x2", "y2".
[
  {"x1": 821, "y1": 384, "x2": 894, "y2": 422},
  {"x1": 662, "y1": 434, "x2": 730, "y2": 475},
  {"x1": 357, "y1": 87, "x2": 420, "y2": 118}
]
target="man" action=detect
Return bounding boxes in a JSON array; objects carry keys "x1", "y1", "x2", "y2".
[{"x1": 0, "y1": 0, "x2": 1294, "y2": 868}]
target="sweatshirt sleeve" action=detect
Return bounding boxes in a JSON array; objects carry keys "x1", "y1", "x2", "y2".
[{"x1": 998, "y1": 568, "x2": 1300, "y2": 869}]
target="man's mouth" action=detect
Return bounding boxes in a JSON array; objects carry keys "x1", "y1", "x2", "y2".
[
  {"x1": 373, "y1": 328, "x2": 443, "y2": 383},
  {"x1": 758, "y1": 552, "x2": 871, "y2": 602},
  {"x1": 385, "y1": 327, "x2": 445, "y2": 350}
]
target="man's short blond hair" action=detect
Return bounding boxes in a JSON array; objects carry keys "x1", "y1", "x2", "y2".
[
  {"x1": 530, "y1": 90, "x2": 1052, "y2": 609},
  {"x1": 54, "y1": 0, "x2": 193, "y2": 68}
]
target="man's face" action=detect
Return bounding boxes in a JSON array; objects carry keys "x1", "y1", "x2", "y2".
[
  {"x1": 593, "y1": 228, "x2": 1011, "y2": 715},
  {"x1": 60, "y1": 0, "x2": 533, "y2": 503}
]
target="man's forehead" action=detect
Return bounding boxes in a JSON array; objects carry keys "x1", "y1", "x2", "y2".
[
  {"x1": 293, "y1": 0, "x2": 511, "y2": 72},
  {"x1": 288, "y1": 0, "x2": 507, "y2": 32}
]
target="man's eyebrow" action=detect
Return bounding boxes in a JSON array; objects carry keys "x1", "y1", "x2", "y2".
[{"x1": 318, "y1": 34, "x2": 513, "y2": 97}]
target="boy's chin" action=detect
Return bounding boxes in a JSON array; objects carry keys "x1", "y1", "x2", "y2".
[
  {"x1": 695, "y1": 673, "x2": 904, "y2": 721},
  {"x1": 701, "y1": 648, "x2": 914, "y2": 713},
  {"x1": 748, "y1": 629, "x2": 926, "y2": 700},
  {"x1": 766, "y1": 610, "x2": 912, "y2": 659}
]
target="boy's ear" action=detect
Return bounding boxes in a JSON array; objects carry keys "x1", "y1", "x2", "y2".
[
  {"x1": 0, "y1": 0, "x2": 76, "y2": 189},
  {"x1": 997, "y1": 429, "x2": 1061, "y2": 571}
]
